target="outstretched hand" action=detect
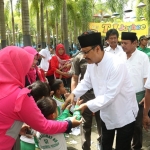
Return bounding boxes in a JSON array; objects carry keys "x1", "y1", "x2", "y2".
[
  {"x1": 76, "y1": 98, "x2": 83, "y2": 106},
  {"x1": 69, "y1": 116, "x2": 82, "y2": 128},
  {"x1": 64, "y1": 92, "x2": 70, "y2": 99},
  {"x1": 75, "y1": 103, "x2": 87, "y2": 114},
  {"x1": 19, "y1": 124, "x2": 30, "y2": 136},
  {"x1": 62, "y1": 93, "x2": 75, "y2": 110},
  {"x1": 66, "y1": 104, "x2": 72, "y2": 110}
]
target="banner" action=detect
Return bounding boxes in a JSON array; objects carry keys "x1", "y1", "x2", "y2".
[{"x1": 89, "y1": 21, "x2": 148, "y2": 39}]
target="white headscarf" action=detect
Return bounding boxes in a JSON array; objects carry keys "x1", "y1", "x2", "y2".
[{"x1": 39, "y1": 46, "x2": 52, "y2": 71}]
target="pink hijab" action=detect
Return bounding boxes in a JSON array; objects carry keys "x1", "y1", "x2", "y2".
[
  {"x1": 24, "y1": 46, "x2": 38, "y2": 84},
  {"x1": 0, "y1": 46, "x2": 34, "y2": 110},
  {"x1": 24, "y1": 46, "x2": 38, "y2": 56}
]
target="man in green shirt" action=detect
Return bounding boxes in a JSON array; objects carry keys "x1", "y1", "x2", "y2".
[{"x1": 138, "y1": 35, "x2": 150, "y2": 55}]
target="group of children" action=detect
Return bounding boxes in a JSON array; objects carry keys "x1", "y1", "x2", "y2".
[{"x1": 20, "y1": 80, "x2": 81, "y2": 150}]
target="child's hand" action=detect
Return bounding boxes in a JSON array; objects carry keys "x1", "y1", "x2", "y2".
[
  {"x1": 69, "y1": 116, "x2": 82, "y2": 128},
  {"x1": 66, "y1": 104, "x2": 72, "y2": 110},
  {"x1": 62, "y1": 104, "x2": 66, "y2": 110},
  {"x1": 19, "y1": 124, "x2": 30, "y2": 136},
  {"x1": 64, "y1": 92, "x2": 70, "y2": 99},
  {"x1": 50, "y1": 91, "x2": 54, "y2": 96},
  {"x1": 76, "y1": 98, "x2": 83, "y2": 106}
]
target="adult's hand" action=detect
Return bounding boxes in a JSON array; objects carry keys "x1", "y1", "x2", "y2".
[
  {"x1": 75, "y1": 103, "x2": 87, "y2": 114},
  {"x1": 62, "y1": 72, "x2": 71, "y2": 78},
  {"x1": 66, "y1": 63, "x2": 71, "y2": 69},
  {"x1": 76, "y1": 98, "x2": 83, "y2": 106},
  {"x1": 143, "y1": 114, "x2": 150, "y2": 131}
]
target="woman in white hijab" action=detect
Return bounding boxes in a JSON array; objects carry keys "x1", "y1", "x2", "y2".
[{"x1": 39, "y1": 46, "x2": 52, "y2": 71}]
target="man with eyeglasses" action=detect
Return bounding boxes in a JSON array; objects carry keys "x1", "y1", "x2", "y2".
[
  {"x1": 69, "y1": 38, "x2": 101, "y2": 150},
  {"x1": 65, "y1": 31, "x2": 138, "y2": 150}
]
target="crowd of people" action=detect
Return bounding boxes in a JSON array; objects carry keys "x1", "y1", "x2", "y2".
[{"x1": 0, "y1": 29, "x2": 150, "y2": 150}]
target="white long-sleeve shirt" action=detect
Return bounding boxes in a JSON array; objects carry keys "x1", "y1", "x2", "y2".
[
  {"x1": 144, "y1": 66, "x2": 150, "y2": 89},
  {"x1": 105, "y1": 45, "x2": 126, "y2": 62},
  {"x1": 72, "y1": 52, "x2": 138, "y2": 130},
  {"x1": 126, "y1": 50, "x2": 149, "y2": 93}
]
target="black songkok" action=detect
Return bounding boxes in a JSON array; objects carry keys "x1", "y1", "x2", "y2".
[
  {"x1": 78, "y1": 32, "x2": 102, "y2": 48},
  {"x1": 121, "y1": 32, "x2": 137, "y2": 41}
]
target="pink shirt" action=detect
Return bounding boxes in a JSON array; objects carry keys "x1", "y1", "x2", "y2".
[{"x1": 0, "y1": 88, "x2": 68, "y2": 150}]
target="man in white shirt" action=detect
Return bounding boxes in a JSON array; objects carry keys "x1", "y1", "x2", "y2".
[
  {"x1": 65, "y1": 31, "x2": 138, "y2": 150},
  {"x1": 143, "y1": 68, "x2": 150, "y2": 131},
  {"x1": 70, "y1": 52, "x2": 101, "y2": 150},
  {"x1": 105, "y1": 29, "x2": 126, "y2": 61},
  {"x1": 121, "y1": 32, "x2": 149, "y2": 150}
]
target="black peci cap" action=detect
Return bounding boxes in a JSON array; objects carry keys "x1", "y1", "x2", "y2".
[
  {"x1": 78, "y1": 32, "x2": 102, "y2": 48},
  {"x1": 121, "y1": 32, "x2": 137, "y2": 41}
]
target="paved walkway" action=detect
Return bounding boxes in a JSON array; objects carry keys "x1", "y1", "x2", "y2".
[{"x1": 66, "y1": 117, "x2": 150, "y2": 150}]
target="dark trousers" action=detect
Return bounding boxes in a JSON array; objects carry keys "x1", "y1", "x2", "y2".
[
  {"x1": 46, "y1": 75, "x2": 54, "y2": 85},
  {"x1": 131, "y1": 105, "x2": 143, "y2": 150},
  {"x1": 62, "y1": 77, "x2": 71, "y2": 90},
  {"x1": 101, "y1": 121, "x2": 135, "y2": 150},
  {"x1": 81, "y1": 92, "x2": 101, "y2": 150}
]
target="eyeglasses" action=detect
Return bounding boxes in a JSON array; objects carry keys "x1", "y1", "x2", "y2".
[{"x1": 80, "y1": 45, "x2": 97, "y2": 55}]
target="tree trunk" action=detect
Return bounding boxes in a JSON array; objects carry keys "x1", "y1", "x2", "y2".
[
  {"x1": 46, "y1": 9, "x2": 50, "y2": 46},
  {"x1": 10, "y1": 0, "x2": 15, "y2": 45},
  {"x1": 61, "y1": 8, "x2": 63, "y2": 43},
  {"x1": 147, "y1": 0, "x2": 150, "y2": 24},
  {"x1": 55, "y1": 18, "x2": 58, "y2": 45},
  {"x1": 36, "y1": 7, "x2": 41, "y2": 46},
  {"x1": 40, "y1": 0, "x2": 46, "y2": 48},
  {"x1": 62, "y1": 0, "x2": 69, "y2": 54},
  {"x1": 21, "y1": 0, "x2": 31, "y2": 46},
  {"x1": 52, "y1": 28, "x2": 55, "y2": 47},
  {"x1": 0, "y1": 0, "x2": 6, "y2": 48},
  {"x1": 69, "y1": 29, "x2": 72, "y2": 46},
  {"x1": 73, "y1": 20, "x2": 77, "y2": 45}
]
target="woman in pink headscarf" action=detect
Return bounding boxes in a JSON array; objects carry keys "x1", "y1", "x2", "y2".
[
  {"x1": 0, "y1": 46, "x2": 81, "y2": 150},
  {"x1": 24, "y1": 46, "x2": 46, "y2": 86}
]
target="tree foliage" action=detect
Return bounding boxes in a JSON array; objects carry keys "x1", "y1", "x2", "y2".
[{"x1": 1, "y1": 0, "x2": 150, "y2": 48}]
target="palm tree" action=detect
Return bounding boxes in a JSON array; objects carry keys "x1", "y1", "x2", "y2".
[
  {"x1": 10, "y1": 0, "x2": 15, "y2": 45},
  {"x1": 53, "y1": 0, "x2": 62, "y2": 45},
  {"x1": 40, "y1": 0, "x2": 46, "y2": 48},
  {"x1": 44, "y1": 0, "x2": 52, "y2": 46},
  {"x1": 105, "y1": 0, "x2": 129, "y2": 20},
  {"x1": 30, "y1": 0, "x2": 41, "y2": 47},
  {"x1": 62, "y1": 0, "x2": 69, "y2": 54},
  {"x1": 46, "y1": 8, "x2": 51, "y2": 46},
  {"x1": 0, "y1": 0, "x2": 6, "y2": 48},
  {"x1": 77, "y1": 0, "x2": 92, "y2": 32},
  {"x1": 67, "y1": 1, "x2": 81, "y2": 45},
  {"x1": 4, "y1": 1, "x2": 11, "y2": 45},
  {"x1": 49, "y1": 9, "x2": 56, "y2": 46},
  {"x1": 21, "y1": 0, "x2": 31, "y2": 46}
]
